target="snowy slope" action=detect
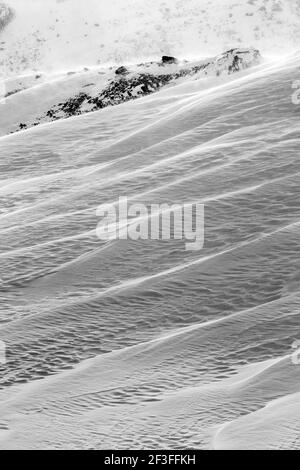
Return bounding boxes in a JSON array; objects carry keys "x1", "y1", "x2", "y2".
[
  {"x1": 1, "y1": 0, "x2": 300, "y2": 453},
  {"x1": 0, "y1": 0, "x2": 300, "y2": 77},
  {"x1": 0, "y1": 51, "x2": 299, "y2": 449}
]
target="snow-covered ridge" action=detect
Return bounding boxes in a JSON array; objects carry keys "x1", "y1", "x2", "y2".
[{"x1": 2, "y1": 48, "x2": 261, "y2": 135}]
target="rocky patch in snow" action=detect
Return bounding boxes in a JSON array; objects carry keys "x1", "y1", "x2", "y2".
[{"x1": 12, "y1": 48, "x2": 261, "y2": 133}]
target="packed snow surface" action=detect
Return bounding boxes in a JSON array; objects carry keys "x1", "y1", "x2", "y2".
[{"x1": 0, "y1": 0, "x2": 300, "y2": 451}]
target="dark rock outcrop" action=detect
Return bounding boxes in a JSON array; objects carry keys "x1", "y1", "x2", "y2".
[
  {"x1": 115, "y1": 66, "x2": 129, "y2": 76},
  {"x1": 161, "y1": 55, "x2": 178, "y2": 65}
]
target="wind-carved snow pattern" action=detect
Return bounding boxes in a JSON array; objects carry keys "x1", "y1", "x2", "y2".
[
  {"x1": 0, "y1": 0, "x2": 300, "y2": 452},
  {"x1": 0, "y1": 50, "x2": 300, "y2": 449}
]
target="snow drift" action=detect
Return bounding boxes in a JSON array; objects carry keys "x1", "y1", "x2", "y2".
[
  {"x1": 1, "y1": 0, "x2": 300, "y2": 452},
  {"x1": 0, "y1": 49, "x2": 299, "y2": 448}
]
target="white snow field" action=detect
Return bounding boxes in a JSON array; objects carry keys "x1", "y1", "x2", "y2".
[
  {"x1": 1, "y1": 0, "x2": 300, "y2": 77},
  {"x1": 0, "y1": 0, "x2": 300, "y2": 451}
]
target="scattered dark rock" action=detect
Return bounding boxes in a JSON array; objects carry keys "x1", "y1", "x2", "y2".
[
  {"x1": 220, "y1": 48, "x2": 261, "y2": 74},
  {"x1": 5, "y1": 89, "x2": 21, "y2": 98},
  {"x1": 46, "y1": 109, "x2": 55, "y2": 118},
  {"x1": 13, "y1": 48, "x2": 261, "y2": 134},
  {"x1": 59, "y1": 92, "x2": 89, "y2": 116}
]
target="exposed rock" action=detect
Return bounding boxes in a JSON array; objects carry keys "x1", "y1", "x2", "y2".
[
  {"x1": 60, "y1": 92, "x2": 89, "y2": 115},
  {"x1": 216, "y1": 48, "x2": 261, "y2": 74},
  {"x1": 115, "y1": 66, "x2": 130, "y2": 76},
  {"x1": 161, "y1": 55, "x2": 178, "y2": 65},
  {"x1": 5, "y1": 89, "x2": 21, "y2": 98},
  {"x1": 11, "y1": 48, "x2": 261, "y2": 133}
]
